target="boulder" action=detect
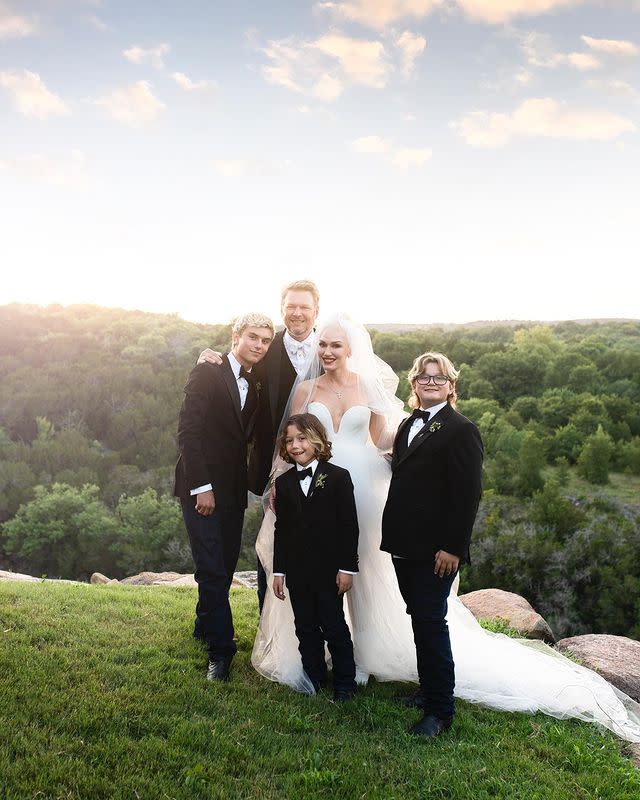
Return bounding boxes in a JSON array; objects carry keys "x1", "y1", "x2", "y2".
[
  {"x1": 153, "y1": 575, "x2": 197, "y2": 588},
  {"x1": 0, "y1": 570, "x2": 40, "y2": 583},
  {"x1": 233, "y1": 571, "x2": 258, "y2": 589},
  {"x1": 459, "y1": 588, "x2": 556, "y2": 643},
  {"x1": 555, "y1": 634, "x2": 640, "y2": 702},
  {"x1": 90, "y1": 572, "x2": 111, "y2": 585},
  {"x1": 121, "y1": 571, "x2": 184, "y2": 585}
]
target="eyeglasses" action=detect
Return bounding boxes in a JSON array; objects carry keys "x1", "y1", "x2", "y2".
[{"x1": 415, "y1": 375, "x2": 449, "y2": 386}]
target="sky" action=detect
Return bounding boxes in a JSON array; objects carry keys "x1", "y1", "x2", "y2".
[{"x1": 1, "y1": 0, "x2": 639, "y2": 326}]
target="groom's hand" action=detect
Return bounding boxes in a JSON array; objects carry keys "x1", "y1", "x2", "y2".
[
  {"x1": 197, "y1": 348, "x2": 222, "y2": 365},
  {"x1": 434, "y1": 550, "x2": 459, "y2": 578},
  {"x1": 273, "y1": 576, "x2": 286, "y2": 601},
  {"x1": 195, "y1": 490, "x2": 215, "y2": 516}
]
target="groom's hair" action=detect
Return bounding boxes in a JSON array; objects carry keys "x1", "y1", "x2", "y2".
[
  {"x1": 278, "y1": 413, "x2": 333, "y2": 462},
  {"x1": 280, "y1": 280, "x2": 320, "y2": 310},
  {"x1": 408, "y1": 352, "x2": 459, "y2": 409}
]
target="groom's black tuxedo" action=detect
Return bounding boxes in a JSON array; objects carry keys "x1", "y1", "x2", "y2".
[
  {"x1": 381, "y1": 402, "x2": 483, "y2": 564},
  {"x1": 247, "y1": 330, "x2": 298, "y2": 496},
  {"x1": 173, "y1": 355, "x2": 259, "y2": 660},
  {"x1": 273, "y1": 461, "x2": 359, "y2": 589}
]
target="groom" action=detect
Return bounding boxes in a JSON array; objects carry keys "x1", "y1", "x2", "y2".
[
  {"x1": 381, "y1": 351, "x2": 483, "y2": 737},
  {"x1": 174, "y1": 312, "x2": 274, "y2": 680}
]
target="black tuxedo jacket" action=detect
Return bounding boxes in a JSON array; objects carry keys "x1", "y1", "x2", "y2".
[
  {"x1": 381, "y1": 403, "x2": 483, "y2": 564},
  {"x1": 173, "y1": 355, "x2": 258, "y2": 510},
  {"x1": 247, "y1": 330, "x2": 298, "y2": 496},
  {"x1": 273, "y1": 461, "x2": 359, "y2": 590}
]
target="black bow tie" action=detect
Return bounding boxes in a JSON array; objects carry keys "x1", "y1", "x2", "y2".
[
  {"x1": 239, "y1": 365, "x2": 252, "y2": 382},
  {"x1": 411, "y1": 409, "x2": 431, "y2": 422},
  {"x1": 297, "y1": 467, "x2": 313, "y2": 481}
]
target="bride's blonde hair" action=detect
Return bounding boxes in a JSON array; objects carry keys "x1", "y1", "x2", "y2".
[{"x1": 407, "y1": 352, "x2": 459, "y2": 410}]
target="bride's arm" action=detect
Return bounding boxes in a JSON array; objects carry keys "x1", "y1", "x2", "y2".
[
  {"x1": 290, "y1": 379, "x2": 315, "y2": 415},
  {"x1": 369, "y1": 410, "x2": 407, "y2": 451}
]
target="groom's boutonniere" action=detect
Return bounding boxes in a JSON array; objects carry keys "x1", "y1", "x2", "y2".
[
  {"x1": 255, "y1": 381, "x2": 262, "y2": 395},
  {"x1": 314, "y1": 472, "x2": 327, "y2": 490},
  {"x1": 429, "y1": 421, "x2": 443, "y2": 433}
]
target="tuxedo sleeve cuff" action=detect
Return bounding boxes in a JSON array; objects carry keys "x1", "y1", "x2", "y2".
[
  {"x1": 339, "y1": 570, "x2": 357, "y2": 575},
  {"x1": 190, "y1": 483, "x2": 213, "y2": 495},
  {"x1": 273, "y1": 572, "x2": 285, "y2": 577}
]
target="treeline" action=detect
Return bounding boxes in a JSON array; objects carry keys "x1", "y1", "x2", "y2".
[{"x1": 1, "y1": 305, "x2": 639, "y2": 637}]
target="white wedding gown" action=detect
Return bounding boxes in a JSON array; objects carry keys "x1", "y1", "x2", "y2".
[{"x1": 252, "y1": 401, "x2": 640, "y2": 743}]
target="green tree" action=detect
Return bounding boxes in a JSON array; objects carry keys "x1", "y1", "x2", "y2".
[
  {"x1": 531, "y1": 480, "x2": 585, "y2": 540},
  {"x1": 577, "y1": 426, "x2": 614, "y2": 484},
  {"x1": 2, "y1": 483, "x2": 118, "y2": 579},
  {"x1": 516, "y1": 429, "x2": 545, "y2": 497}
]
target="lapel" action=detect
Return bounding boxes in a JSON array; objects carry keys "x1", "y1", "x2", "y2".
[
  {"x1": 306, "y1": 461, "x2": 329, "y2": 505},
  {"x1": 286, "y1": 464, "x2": 304, "y2": 515},
  {"x1": 395, "y1": 404, "x2": 453, "y2": 468},
  {"x1": 268, "y1": 332, "x2": 286, "y2": 430},
  {"x1": 221, "y1": 354, "x2": 243, "y2": 429}
]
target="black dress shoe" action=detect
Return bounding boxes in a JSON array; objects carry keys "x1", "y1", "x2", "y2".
[
  {"x1": 395, "y1": 690, "x2": 427, "y2": 710},
  {"x1": 206, "y1": 657, "x2": 233, "y2": 682},
  {"x1": 409, "y1": 713, "x2": 453, "y2": 738},
  {"x1": 333, "y1": 687, "x2": 356, "y2": 702}
]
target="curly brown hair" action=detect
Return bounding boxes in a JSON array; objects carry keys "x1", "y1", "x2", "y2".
[{"x1": 278, "y1": 413, "x2": 333, "y2": 462}]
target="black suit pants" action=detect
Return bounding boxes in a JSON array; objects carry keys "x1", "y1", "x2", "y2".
[
  {"x1": 289, "y1": 583, "x2": 356, "y2": 692},
  {"x1": 393, "y1": 558, "x2": 457, "y2": 719},
  {"x1": 181, "y1": 499, "x2": 244, "y2": 659}
]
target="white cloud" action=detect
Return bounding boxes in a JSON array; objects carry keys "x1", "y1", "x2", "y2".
[
  {"x1": 261, "y1": 33, "x2": 392, "y2": 101},
  {"x1": 212, "y1": 158, "x2": 291, "y2": 178},
  {"x1": 123, "y1": 43, "x2": 170, "y2": 70},
  {"x1": 451, "y1": 97, "x2": 636, "y2": 147},
  {"x1": 456, "y1": 1, "x2": 586, "y2": 25},
  {"x1": 93, "y1": 81, "x2": 166, "y2": 126},
  {"x1": 316, "y1": 1, "x2": 443, "y2": 29},
  {"x1": 581, "y1": 35, "x2": 639, "y2": 57},
  {"x1": 352, "y1": 135, "x2": 392, "y2": 152},
  {"x1": 0, "y1": 69, "x2": 68, "y2": 118},
  {"x1": 351, "y1": 135, "x2": 432, "y2": 168},
  {"x1": 391, "y1": 146, "x2": 432, "y2": 168},
  {"x1": 0, "y1": 150, "x2": 87, "y2": 187},
  {"x1": 0, "y1": 2, "x2": 37, "y2": 39},
  {"x1": 87, "y1": 15, "x2": 111, "y2": 32},
  {"x1": 172, "y1": 72, "x2": 217, "y2": 92},
  {"x1": 396, "y1": 31, "x2": 427, "y2": 77},
  {"x1": 519, "y1": 31, "x2": 601, "y2": 70},
  {"x1": 586, "y1": 78, "x2": 638, "y2": 98}
]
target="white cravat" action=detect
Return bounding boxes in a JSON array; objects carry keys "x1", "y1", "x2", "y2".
[
  {"x1": 283, "y1": 330, "x2": 316, "y2": 377},
  {"x1": 406, "y1": 401, "x2": 447, "y2": 446},
  {"x1": 190, "y1": 352, "x2": 252, "y2": 496}
]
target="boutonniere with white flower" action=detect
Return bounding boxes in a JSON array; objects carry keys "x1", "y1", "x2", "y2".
[
  {"x1": 314, "y1": 472, "x2": 327, "y2": 490},
  {"x1": 429, "y1": 421, "x2": 443, "y2": 433},
  {"x1": 255, "y1": 381, "x2": 262, "y2": 395}
]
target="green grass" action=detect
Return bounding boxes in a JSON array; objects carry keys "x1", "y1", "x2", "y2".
[
  {"x1": 543, "y1": 466, "x2": 640, "y2": 506},
  {"x1": 1, "y1": 583, "x2": 638, "y2": 800}
]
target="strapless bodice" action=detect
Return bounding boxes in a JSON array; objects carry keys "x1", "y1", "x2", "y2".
[{"x1": 307, "y1": 402, "x2": 371, "y2": 445}]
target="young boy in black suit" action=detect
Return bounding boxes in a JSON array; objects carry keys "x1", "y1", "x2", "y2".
[{"x1": 272, "y1": 413, "x2": 359, "y2": 701}]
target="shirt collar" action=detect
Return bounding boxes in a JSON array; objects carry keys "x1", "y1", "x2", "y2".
[
  {"x1": 284, "y1": 329, "x2": 316, "y2": 352},
  {"x1": 296, "y1": 458, "x2": 318, "y2": 474},
  {"x1": 419, "y1": 401, "x2": 447, "y2": 420},
  {"x1": 227, "y1": 352, "x2": 250, "y2": 380}
]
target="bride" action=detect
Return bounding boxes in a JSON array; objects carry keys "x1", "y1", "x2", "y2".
[{"x1": 251, "y1": 313, "x2": 640, "y2": 744}]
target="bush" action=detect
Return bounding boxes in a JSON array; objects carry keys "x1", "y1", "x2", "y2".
[{"x1": 577, "y1": 426, "x2": 614, "y2": 485}]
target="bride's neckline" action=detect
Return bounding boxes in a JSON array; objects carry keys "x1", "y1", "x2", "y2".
[{"x1": 308, "y1": 400, "x2": 368, "y2": 435}]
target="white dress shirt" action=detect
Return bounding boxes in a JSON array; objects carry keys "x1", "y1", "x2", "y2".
[
  {"x1": 406, "y1": 401, "x2": 447, "y2": 446},
  {"x1": 190, "y1": 352, "x2": 252, "y2": 496},
  {"x1": 283, "y1": 329, "x2": 316, "y2": 377},
  {"x1": 273, "y1": 459, "x2": 357, "y2": 576}
]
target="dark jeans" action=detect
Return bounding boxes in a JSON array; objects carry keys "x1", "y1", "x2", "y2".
[
  {"x1": 181, "y1": 499, "x2": 244, "y2": 660},
  {"x1": 393, "y1": 558, "x2": 457, "y2": 719},
  {"x1": 289, "y1": 584, "x2": 356, "y2": 692}
]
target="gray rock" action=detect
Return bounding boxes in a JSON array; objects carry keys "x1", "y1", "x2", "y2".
[
  {"x1": 556, "y1": 634, "x2": 640, "y2": 702},
  {"x1": 121, "y1": 571, "x2": 184, "y2": 585},
  {"x1": 0, "y1": 570, "x2": 40, "y2": 583},
  {"x1": 90, "y1": 572, "x2": 111, "y2": 585},
  {"x1": 459, "y1": 588, "x2": 556, "y2": 643}
]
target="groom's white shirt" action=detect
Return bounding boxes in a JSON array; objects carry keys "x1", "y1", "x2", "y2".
[
  {"x1": 273, "y1": 458, "x2": 357, "y2": 576},
  {"x1": 283, "y1": 329, "x2": 317, "y2": 377},
  {"x1": 406, "y1": 401, "x2": 447, "y2": 446}
]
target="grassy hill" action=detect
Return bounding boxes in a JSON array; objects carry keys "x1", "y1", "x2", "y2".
[{"x1": 1, "y1": 583, "x2": 638, "y2": 800}]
